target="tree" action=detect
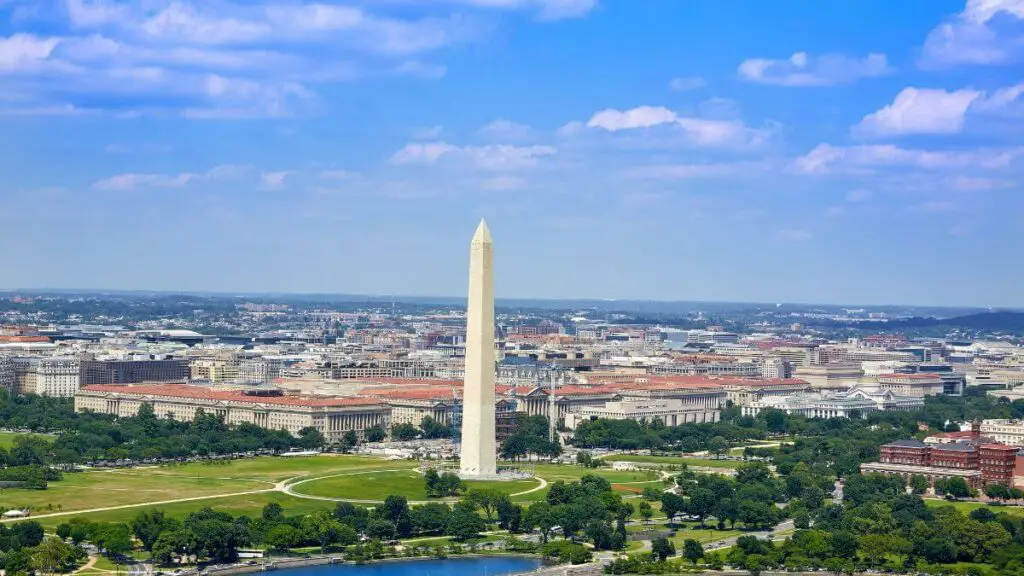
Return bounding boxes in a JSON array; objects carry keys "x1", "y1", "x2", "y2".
[
  {"x1": 651, "y1": 537, "x2": 675, "y2": 562},
  {"x1": 265, "y1": 525, "x2": 302, "y2": 552},
  {"x1": 411, "y1": 503, "x2": 451, "y2": 535},
  {"x1": 942, "y1": 477, "x2": 972, "y2": 499},
  {"x1": 424, "y1": 468, "x2": 441, "y2": 496},
  {"x1": 391, "y1": 423, "x2": 419, "y2": 441},
  {"x1": 708, "y1": 436, "x2": 729, "y2": 458},
  {"x1": 638, "y1": 501, "x2": 653, "y2": 526},
  {"x1": 31, "y1": 536, "x2": 78, "y2": 574},
  {"x1": 446, "y1": 501, "x2": 486, "y2": 541},
  {"x1": 365, "y1": 519, "x2": 396, "y2": 541},
  {"x1": 525, "y1": 502, "x2": 555, "y2": 543},
  {"x1": 687, "y1": 488, "x2": 716, "y2": 527},
  {"x1": 262, "y1": 502, "x2": 284, "y2": 522},
  {"x1": 683, "y1": 539, "x2": 704, "y2": 565},
  {"x1": 910, "y1": 474, "x2": 930, "y2": 495},
  {"x1": 381, "y1": 495, "x2": 413, "y2": 538},
  {"x1": 131, "y1": 510, "x2": 178, "y2": 552},
  {"x1": 661, "y1": 492, "x2": 686, "y2": 525},
  {"x1": 985, "y1": 483, "x2": 1011, "y2": 501},
  {"x1": 364, "y1": 425, "x2": 386, "y2": 443},
  {"x1": 296, "y1": 427, "x2": 325, "y2": 450},
  {"x1": 467, "y1": 489, "x2": 503, "y2": 519},
  {"x1": 500, "y1": 435, "x2": 528, "y2": 461},
  {"x1": 302, "y1": 510, "x2": 345, "y2": 553},
  {"x1": 340, "y1": 430, "x2": 359, "y2": 446},
  {"x1": 496, "y1": 498, "x2": 523, "y2": 533}
]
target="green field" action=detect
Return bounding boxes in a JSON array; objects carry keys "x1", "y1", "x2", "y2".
[
  {"x1": 31, "y1": 492, "x2": 336, "y2": 530},
  {"x1": 601, "y1": 455, "x2": 744, "y2": 469},
  {"x1": 0, "y1": 431, "x2": 56, "y2": 449},
  {"x1": 291, "y1": 469, "x2": 540, "y2": 501},
  {"x1": 924, "y1": 499, "x2": 1024, "y2": 517},
  {"x1": 0, "y1": 455, "x2": 413, "y2": 516}
]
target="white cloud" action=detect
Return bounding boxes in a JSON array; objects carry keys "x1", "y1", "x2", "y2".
[
  {"x1": 580, "y1": 105, "x2": 774, "y2": 148},
  {"x1": 775, "y1": 229, "x2": 813, "y2": 242},
  {"x1": 668, "y1": 76, "x2": 706, "y2": 91},
  {"x1": 261, "y1": 171, "x2": 289, "y2": 188},
  {"x1": 793, "y1": 143, "x2": 1023, "y2": 174},
  {"x1": 0, "y1": 33, "x2": 62, "y2": 72},
  {"x1": 920, "y1": 0, "x2": 1024, "y2": 67},
  {"x1": 93, "y1": 172, "x2": 197, "y2": 191},
  {"x1": 586, "y1": 105, "x2": 678, "y2": 130},
  {"x1": 480, "y1": 118, "x2": 533, "y2": 140},
  {"x1": 2, "y1": 0, "x2": 584, "y2": 116},
  {"x1": 91, "y1": 164, "x2": 254, "y2": 190},
  {"x1": 390, "y1": 141, "x2": 556, "y2": 170},
  {"x1": 391, "y1": 141, "x2": 459, "y2": 164},
  {"x1": 853, "y1": 87, "x2": 982, "y2": 137},
  {"x1": 738, "y1": 52, "x2": 892, "y2": 86}
]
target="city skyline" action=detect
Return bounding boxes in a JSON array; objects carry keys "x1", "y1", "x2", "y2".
[{"x1": 2, "y1": 1, "x2": 1023, "y2": 307}]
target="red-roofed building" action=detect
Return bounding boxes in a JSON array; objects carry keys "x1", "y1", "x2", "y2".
[{"x1": 75, "y1": 384, "x2": 390, "y2": 442}]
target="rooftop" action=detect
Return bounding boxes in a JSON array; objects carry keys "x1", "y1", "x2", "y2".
[{"x1": 80, "y1": 384, "x2": 384, "y2": 408}]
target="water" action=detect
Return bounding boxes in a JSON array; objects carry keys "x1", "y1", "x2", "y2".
[{"x1": 273, "y1": 557, "x2": 542, "y2": 576}]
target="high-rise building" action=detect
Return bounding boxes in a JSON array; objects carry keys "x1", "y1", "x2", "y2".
[
  {"x1": 80, "y1": 358, "x2": 190, "y2": 386},
  {"x1": 459, "y1": 220, "x2": 497, "y2": 478}
]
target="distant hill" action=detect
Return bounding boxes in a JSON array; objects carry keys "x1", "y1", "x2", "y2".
[{"x1": 888, "y1": 311, "x2": 1024, "y2": 333}]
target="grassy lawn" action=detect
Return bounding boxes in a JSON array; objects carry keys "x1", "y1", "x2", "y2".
[
  {"x1": 145, "y1": 454, "x2": 406, "y2": 482},
  {"x1": 0, "y1": 431, "x2": 56, "y2": 449},
  {"x1": 32, "y1": 492, "x2": 337, "y2": 530},
  {"x1": 292, "y1": 470, "x2": 540, "y2": 501},
  {"x1": 0, "y1": 455, "x2": 411, "y2": 515},
  {"x1": 506, "y1": 464, "x2": 665, "y2": 503},
  {"x1": 924, "y1": 499, "x2": 1024, "y2": 517},
  {"x1": 0, "y1": 469, "x2": 268, "y2": 514},
  {"x1": 602, "y1": 455, "x2": 743, "y2": 469}
]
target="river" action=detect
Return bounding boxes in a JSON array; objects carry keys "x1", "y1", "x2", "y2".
[{"x1": 266, "y1": 557, "x2": 543, "y2": 576}]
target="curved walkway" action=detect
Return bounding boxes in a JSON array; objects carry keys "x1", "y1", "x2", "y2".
[
  {"x1": 283, "y1": 468, "x2": 548, "y2": 504},
  {"x1": 2, "y1": 462, "x2": 558, "y2": 523}
]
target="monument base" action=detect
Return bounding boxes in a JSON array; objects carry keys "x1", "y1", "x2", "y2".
[{"x1": 458, "y1": 469, "x2": 534, "y2": 482}]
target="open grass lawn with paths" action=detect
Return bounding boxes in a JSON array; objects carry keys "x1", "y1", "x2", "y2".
[
  {"x1": 0, "y1": 455, "x2": 413, "y2": 519},
  {"x1": 291, "y1": 469, "x2": 540, "y2": 501},
  {"x1": 6, "y1": 454, "x2": 683, "y2": 529}
]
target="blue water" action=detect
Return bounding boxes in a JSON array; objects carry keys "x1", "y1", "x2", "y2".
[{"x1": 275, "y1": 557, "x2": 542, "y2": 576}]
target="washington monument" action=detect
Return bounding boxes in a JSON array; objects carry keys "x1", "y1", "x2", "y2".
[{"x1": 459, "y1": 219, "x2": 497, "y2": 478}]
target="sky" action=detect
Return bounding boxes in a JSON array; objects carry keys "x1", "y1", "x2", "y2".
[{"x1": 2, "y1": 0, "x2": 1024, "y2": 307}]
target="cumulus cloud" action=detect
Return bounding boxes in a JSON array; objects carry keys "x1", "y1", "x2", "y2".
[
  {"x1": 738, "y1": 52, "x2": 892, "y2": 86},
  {"x1": 920, "y1": 0, "x2": 1024, "y2": 67},
  {"x1": 0, "y1": 0, "x2": 588, "y2": 116},
  {"x1": 578, "y1": 105, "x2": 775, "y2": 148},
  {"x1": 853, "y1": 87, "x2": 982, "y2": 137}
]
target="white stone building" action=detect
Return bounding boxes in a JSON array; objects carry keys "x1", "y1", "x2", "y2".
[{"x1": 741, "y1": 385, "x2": 924, "y2": 419}]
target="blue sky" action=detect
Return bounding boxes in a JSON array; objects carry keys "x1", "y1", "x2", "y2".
[{"x1": 2, "y1": 0, "x2": 1023, "y2": 307}]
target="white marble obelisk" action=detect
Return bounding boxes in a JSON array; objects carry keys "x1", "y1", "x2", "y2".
[{"x1": 459, "y1": 219, "x2": 497, "y2": 478}]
